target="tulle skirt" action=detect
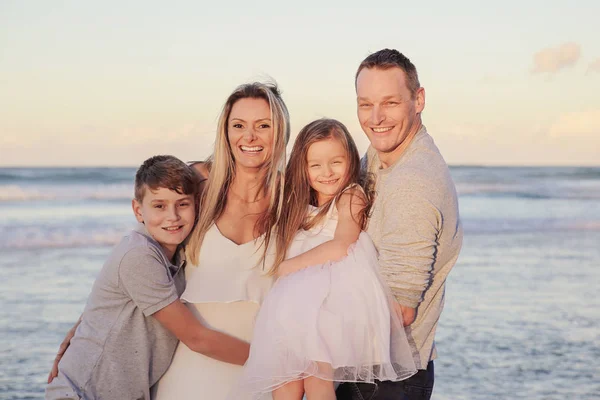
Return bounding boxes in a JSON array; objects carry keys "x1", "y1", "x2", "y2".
[{"x1": 231, "y1": 233, "x2": 417, "y2": 399}]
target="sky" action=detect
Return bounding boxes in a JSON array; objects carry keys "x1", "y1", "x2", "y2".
[{"x1": 1, "y1": 0, "x2": 599, "y2": 166}]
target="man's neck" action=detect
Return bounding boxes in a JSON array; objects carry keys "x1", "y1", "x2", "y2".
[{"x1": 378, "y1": 120, "x2": 423, "y2": 169}]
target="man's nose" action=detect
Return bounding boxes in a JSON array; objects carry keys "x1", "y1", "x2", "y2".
[{"x1": 370, "y1": 105, "x2": 385, "y2": 125}]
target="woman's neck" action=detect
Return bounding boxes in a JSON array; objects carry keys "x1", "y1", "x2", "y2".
[{"x1": 229, "y1": 168, "x2": 268, "y2": 203}]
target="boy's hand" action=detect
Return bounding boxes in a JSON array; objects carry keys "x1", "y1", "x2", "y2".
[{"x1": 47, "y1": 317, "x2": 81, "y2": 383}]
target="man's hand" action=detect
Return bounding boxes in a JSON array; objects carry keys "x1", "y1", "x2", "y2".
[
  {"x1": 47, "y1": 318, "x2": 81, "y2": 383},
  {"x1": 393, "y1": 302, "x2": 417, "y2": 327}
]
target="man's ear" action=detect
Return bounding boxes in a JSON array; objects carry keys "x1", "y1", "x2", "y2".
[
  {"x1": 132, "y1": 199, "x2": 144, "y2": 223},
  {"x1": 415, "y1": 87, "x2": 426, "y2": 114}
]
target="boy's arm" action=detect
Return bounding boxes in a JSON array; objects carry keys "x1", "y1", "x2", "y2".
[
  {"x1": 278, "y1": 189, "x2": 366, "y2": 277},
  {"x1": 119, "y1": 248, "x2": 249, "y2": 365},
  {"x1": 47, "y1": 315, "x2": 82, "y2": 383},
  {"x1": 153, "y1": 300, "x2": 249, "y2": 365}
]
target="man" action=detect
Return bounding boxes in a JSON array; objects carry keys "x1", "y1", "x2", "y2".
[{"x1": 336, "y1": 49, "x2": 463, "y2": 400}]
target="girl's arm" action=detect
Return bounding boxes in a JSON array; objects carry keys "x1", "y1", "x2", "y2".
[{"x1": 278, "y1": 187, "x2": 367, "y2": 277}]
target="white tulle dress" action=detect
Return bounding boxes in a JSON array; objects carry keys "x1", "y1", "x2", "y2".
[{"x1": 232, "y1": 198, "x2": 417, "y2": 399}]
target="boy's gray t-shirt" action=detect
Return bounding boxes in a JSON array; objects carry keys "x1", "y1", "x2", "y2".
[{"x1": 56, "y1": 224, "x2": 186, "y2": 400}]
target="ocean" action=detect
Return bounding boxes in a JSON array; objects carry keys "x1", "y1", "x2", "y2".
[{"x1": 0, "y1": 166, "x2": 599, "y2": 399}]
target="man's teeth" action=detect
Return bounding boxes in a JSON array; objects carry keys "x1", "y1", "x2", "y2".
[
  {"x1": 241, "y1": 146, "x2": 263, "y2": 152},
  {"x1": 372, "y1": 127, "x2": 393, "y2": 133}
]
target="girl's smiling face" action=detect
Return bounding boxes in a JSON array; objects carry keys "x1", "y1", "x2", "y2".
[{"x1": 306, "y1": 137, "x2": 349, "y2": 206}]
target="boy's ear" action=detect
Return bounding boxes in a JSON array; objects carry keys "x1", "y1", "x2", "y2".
[{"x1": 132, "y1": 199, "x2": 144, "y2": 223}]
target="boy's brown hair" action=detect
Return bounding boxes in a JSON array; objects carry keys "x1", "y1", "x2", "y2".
[{"x1": 134, "y1": 155, "x2": 200, "y2": 201}]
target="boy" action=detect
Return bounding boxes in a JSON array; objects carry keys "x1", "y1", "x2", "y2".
[{"x1": 46, "y1": 155, "x2": 249, "y2": 400}]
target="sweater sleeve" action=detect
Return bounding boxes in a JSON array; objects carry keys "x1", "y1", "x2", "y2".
[{"x1": 377, "y1": 187, "x2": 441, "y2": 308}]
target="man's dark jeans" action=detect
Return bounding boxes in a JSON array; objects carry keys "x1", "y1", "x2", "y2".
[{"x1": 335, "y1": 361, "x2": 434, "y2": 400}]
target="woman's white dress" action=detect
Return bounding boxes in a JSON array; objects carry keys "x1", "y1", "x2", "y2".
[
  {"x1": 232, "y1": 201, "x2": 417, "y2": 399},
  {"x1": 152, "y1": 224, "x2": 275, "y2": 400}
]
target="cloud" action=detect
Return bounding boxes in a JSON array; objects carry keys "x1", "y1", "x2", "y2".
[
  {"x1": 587, "y1": 58, "x2": 600, "y2": 75},
  {"x1": 548, "y1": 109, "x2": 600, "y2": 138},
  {"x1": 531, "y1": 42, "x2": 581, "y2": 74}
]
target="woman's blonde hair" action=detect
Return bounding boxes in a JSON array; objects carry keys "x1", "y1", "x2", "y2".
[
  {"x1": 270, "y1": 118, "x2": 374, "y2": 275},
  {"x1": 187, "y1": 82, "x2": 290, "y2": 266}
]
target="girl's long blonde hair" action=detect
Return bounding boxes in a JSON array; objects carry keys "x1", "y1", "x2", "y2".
[
  {"x1": 270, "y1": 118, "x2": 374, "y2": 275},
  {"x1": 187, "y1": 82, "x2": 290, "y2": 267}
]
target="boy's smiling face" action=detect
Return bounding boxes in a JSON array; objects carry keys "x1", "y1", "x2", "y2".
[{"x1": 132, "y1": 186, "x2": 196, "y2": 260}]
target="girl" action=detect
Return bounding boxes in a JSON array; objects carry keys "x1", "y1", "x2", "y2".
[{"x1": 233, "y1": 119, "x2": 417, "y2": 400}]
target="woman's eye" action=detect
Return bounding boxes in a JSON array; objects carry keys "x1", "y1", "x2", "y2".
[
  {"x1": 232, "y1": 123, "x2": 243, "y2": 129},
  {"x1": 333, "y1": 161, "x2": 341, "y2": 165},
  {"x1": 259, "y1": 124, "x2": 271, "y2": 129},
  {"x1": 310, "y1": 164, "x2": 320, "y2": 168}
]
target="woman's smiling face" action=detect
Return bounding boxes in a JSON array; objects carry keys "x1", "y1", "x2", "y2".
[{"x1": 227, "y1": 97, "x2": 274, "y2": 171}]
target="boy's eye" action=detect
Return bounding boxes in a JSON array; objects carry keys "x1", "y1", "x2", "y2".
[{"x1": 154, "y1": 204, "x2": 164, "y2": 209}]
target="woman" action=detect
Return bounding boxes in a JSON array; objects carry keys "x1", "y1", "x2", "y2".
[{"x1": 152, "y1": 81, "x2": 290, "y2": 399}]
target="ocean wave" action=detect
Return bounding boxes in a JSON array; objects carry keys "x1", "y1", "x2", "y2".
[
  {"x1": 0, "y1": 224, "x2": 133, "y2": 249},
  {"x1": 0, "y1": 167, "x2": 136, "y2": 184},
  {"x1": 0, "y1": 184, "x2": 133, "y2": 202},
  {"x1": 463, "y1": 218, "x2": 600, "y2": 234}
]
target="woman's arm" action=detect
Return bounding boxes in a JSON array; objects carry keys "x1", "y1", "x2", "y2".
[
  {"x1": 278, "y1": 188, "x2": 367, "y2": 277},
  {"x1": 153, "y1": 300, "x2": 250, "y2": 365}
]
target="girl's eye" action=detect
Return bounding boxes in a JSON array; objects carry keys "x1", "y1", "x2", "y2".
[
  {"x1": 310, "y1": 164, "x2": 320, "y2": 168},
  {"x1": 179, "y1": 202, "x2": 189, "y2": 207}
]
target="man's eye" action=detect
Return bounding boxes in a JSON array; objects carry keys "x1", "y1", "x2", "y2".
[{"x1": 359, "y1": 103, "x2": 371, "y2": 108}]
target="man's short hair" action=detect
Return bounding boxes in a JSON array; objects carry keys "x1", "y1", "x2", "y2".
[
  {"x1": 355, "y1": 49, "x2": 421, "y2": 98},
  {"x1": 134, "y1": 155, "x2": 200, "y2": 201}
]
